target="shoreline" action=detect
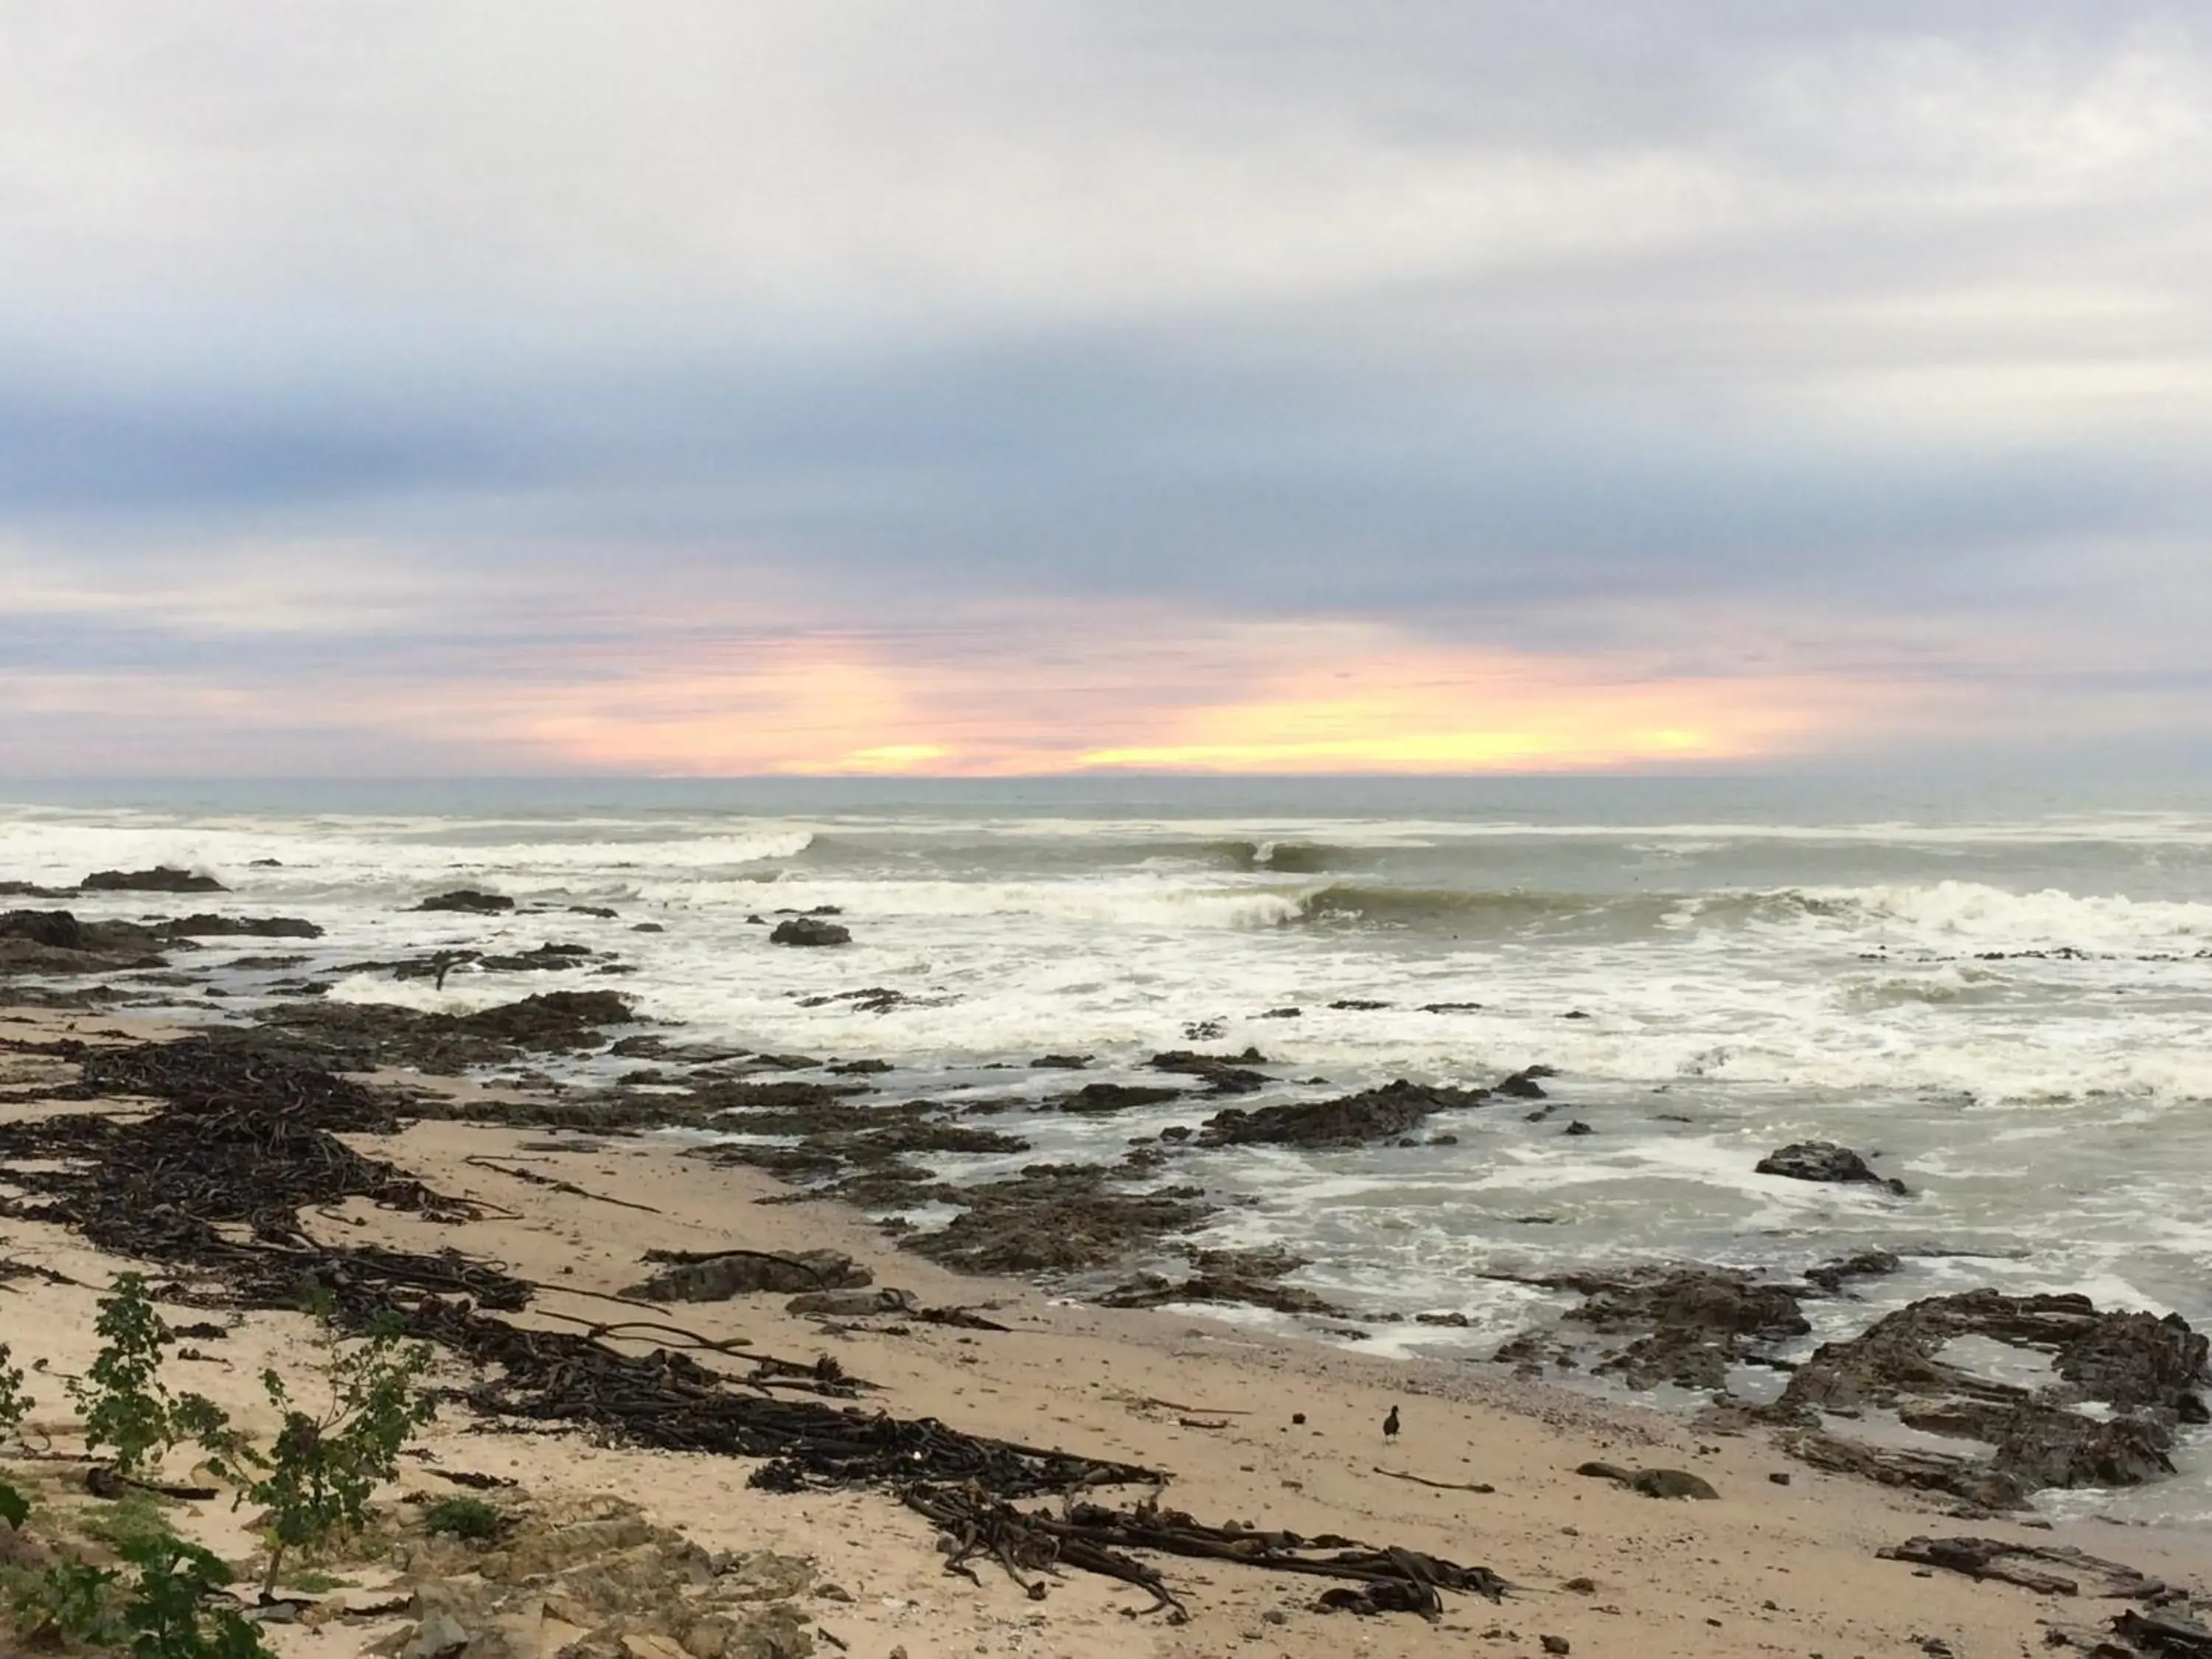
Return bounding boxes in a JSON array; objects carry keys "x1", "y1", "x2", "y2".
[{"x1": 4, "y1": 1001, "x2": 2209, "y2": 1658}]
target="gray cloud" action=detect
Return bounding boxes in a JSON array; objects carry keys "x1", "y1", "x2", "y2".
[{"x1": 1, "y1": 2, "x2": 2208, "y2": 767}]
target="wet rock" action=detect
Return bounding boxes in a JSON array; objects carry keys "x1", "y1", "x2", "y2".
[
  {"x1": 1575, "y1": 1462, "x2": 1719, "y2": 1500},
  {"x1": 0, "y1": 880, "x2": 71, "y2": 899},
  {"x1": 82, "y1": 866, "x2": 227, "y2": 892},
  {"x1": 159, "y1": 913, "x2": 324, "y2": 939},
  {"x1": 770, "y1": 917, "x2": 850, "y2": 947},
  {"x1": 1805, "y1": 1248, "x2": 1903, "y2": 1295},
  {"x1": 1197, "y1": 1078, "x2": 1489, "y2": 1148},
  {"x1": 1767, "y1": 1290, "x2": 2209, "y2": 1507},
  {"x1": 1255, "y1": 1006, "x2": 1302, "y2": 1019},
  {"x1": 1329, "y1": 998, "x2": 1390, "y2": 1011},
  {"x1": 1029, "y1": 1053, "x2": 1090, "y2": 1068},
  {"x1": 1056, "y1": 1082, "x2": 1185, "y2": 1113},
  {"x1": 2112, "y1": 1609, "x2": 2212, "y2": 1657},
  {"x1": 1148, "y1": 1048, "x2": 1270, "y2": 1094},
  {"x1": 1562, "y1": 1120, "x2": 1593, "y2": 1136},
  {"x1": 1098, "y1": 1270, "x2": 1348, "y2": 1318},
  {"x1": 414, "y1": 888, "x2": 515, "y2": 913},
  {"x1": 0, "y1": 908, "x2": 172, "y2": 973},
  {"x1": 905, "y1": 1163, "x2": 1212, "y2": 1274},
  {"x1": 1494, "y1": 1065, "x2": 1554, "y2": 1099},
  {"x1": 1420, "y1": 1001, "x2": 1484, "y2": 1014},
  {"x1": 1564, "y1": 1267, "x2": 1810, "y2": 1391},
  {"x1": 625, "y1": 1248, "x2": 872, "y2": 1302},
  {"x1": 1756, "y1": 1140, "x2": 1909, "y2": 1195},
  {"x1": 476, "y1": 942, "x2": 594, "y2": 972}
]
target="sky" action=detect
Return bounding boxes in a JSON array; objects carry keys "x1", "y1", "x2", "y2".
[{"x1": 2, "y1": 2, "x2": 2208, "y2": 777}]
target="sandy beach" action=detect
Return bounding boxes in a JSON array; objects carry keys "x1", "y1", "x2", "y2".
[{"x1": 4, "y1": 1004, "x2": 2205, "y2": 1659}]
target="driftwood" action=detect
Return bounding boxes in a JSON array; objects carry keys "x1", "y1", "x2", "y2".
[
  {"x1": 1373, "y1": 1467, "x2": 1496, "y2": 1494},
  {"x1": 462, "y1": 1155, "x2": 663, "y2": 1214}
]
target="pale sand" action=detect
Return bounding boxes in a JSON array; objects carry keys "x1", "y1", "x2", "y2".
[{"x1": 2, "y1": 1006, "x2": 2205, "y2": 1658}]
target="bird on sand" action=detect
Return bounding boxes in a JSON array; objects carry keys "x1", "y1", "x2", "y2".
[{"x1": 1382, "y1": 1405, "x2": 1400, "y2": 1439}]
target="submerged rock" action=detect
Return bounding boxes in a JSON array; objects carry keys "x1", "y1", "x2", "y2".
[
  {"x1": 1756, "y1": 1141, "x2": 1909, "y2": 1195},
  {"x1": 1148, "y1": 1048, "x2": 1270, "y2": 1094},
  {"x1": 1197, "y1": 1078, "x2": 1488, "y2": 1148},
  {"x1": 1562, "y1": 1266, "x2": 1810, "y2": 1391}
]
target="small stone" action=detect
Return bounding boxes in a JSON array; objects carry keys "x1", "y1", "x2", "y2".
[
  {"x1": 1562, "y1": 1577, "x2": 1596, "y2": 1593},
  {"x1": 1769, "y1": 1471, "x2": 1791, "y2": 1484},
  {"x1": 1542, "y1": 1639, "x2": 1571, "y2": 1656}
]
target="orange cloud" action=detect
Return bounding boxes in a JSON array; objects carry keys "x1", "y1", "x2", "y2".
[{"x1": 436, "y1": 615, "x2": 1896, "y2": 775}]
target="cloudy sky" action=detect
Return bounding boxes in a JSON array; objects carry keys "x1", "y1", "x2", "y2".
[{"x1": 3, "y1": 3, "x2": 2208, "y2": 775}]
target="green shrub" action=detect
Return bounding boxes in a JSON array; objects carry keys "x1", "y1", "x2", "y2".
[
  {"x1": 68, "y1": 1275, "x2": 235, "y2": 1479},
  {"x1": 246, "y1": 1313, "x2": 435, "y2": 1593}
]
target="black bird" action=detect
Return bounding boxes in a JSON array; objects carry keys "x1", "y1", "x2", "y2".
[{"x1": 1382, "y1": 1405, "x2": 1400, "y2": 1439}]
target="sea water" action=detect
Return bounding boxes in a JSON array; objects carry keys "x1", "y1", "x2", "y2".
[{"x1": 4, "y1": 774, "x2": 2209, "y2": 1521}]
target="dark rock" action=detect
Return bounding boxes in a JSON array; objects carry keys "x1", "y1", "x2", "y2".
[
  {"x1": 413, "y1": 889, "x2": 514, "y2": 914},
  {"x1": 2112, "y1": 1609, "x2": 2212, "y2": 1657},
  {"x1": 1329, "y1": 998, "x2": 1390, "y2": 1011},
  {"x1": 1562, "y1": 1120, "x2": 1593, "y2": 1136},
  {"x1": 1255, "y1": 1006, "x2": 1302, "y2": 1019},
  {"x1": 770, "y1": 917, "x2": 852, "y2": 947},
  {"x1": 159, "y1": 914, "x2": 324, "y2": 939},
  {"x1": 474, "y1": 943, "x2": 594, "y2": 972},
  {"x1": 1495, "y1": 1066, "x2": 1551, "y2": 1099},
  {"x1": 830, "y1": 1058, "x2": 894, "y2": 1076},
  {"x1": 625, "y1": 1248, "x2": 871, "y2": 1302},
  {"x1": 81, "y1": 866, "x2": 226, "y2": 893},
  {"x1": 1878, "y1": 1535, "x2": 2166, "y2": 1599},
  {"x1": 631, "y1": 922, "x2": 664, "y2": 933},
  {"x1": 1756, "y1": 1140, "x2": 1909, "y2": 1196},
  {"x1": 905, "y1": 1164, "x2": 1212, "y2": 1275},
  {"x1": 1198, "y1": 1079, "x2": 1488, "y2": 1148},
  {"x1": 1029, "y1": 1054, "x2": 1090, "y2": 1069},
  {"x1": 0, "y1": 908, "x2": 173, "y2": 973},
  {"x1": 1097, "y1": 1271, "x2": 1347, "y2": 1318},
  {"x1": 786, "y1": 1287, "x2": 919, "y2": 1318},
  {"x1": 0, "y1": 880, "x2": 71, "y2": 898},
  {"x1": 1148, "y1": 1048, "x2": 1269, "y2": 1094},
  {"x1": 1057, "y1": 1082, "x2": 1184, "y2": 1114},
  {"x1": 1574, "y1": 1462, "x2": 1719, "y2": 1500},
  {"x1": 1420, "y1": 1001, "x2": 1484, "y2": 1014},
  {"x1": 1767, "y1": 1291, "x2": 2209, "y2": 1508},
  {"x1": 1805, "y1": 1249, "x2": 1904, "y2": 1295},
  {"x1": 254, "y1": 990, "x2": 634, "y2": 1074},
  {"x1": 1562, "y1": 1267, "x2": 1811, "y2": 1391},
  {"x1": 797, "y1": 985, "x2": 906, "y2": 1012},
  {"x1": 567, "y1": 905, "x2": 619, "y2": 918}
]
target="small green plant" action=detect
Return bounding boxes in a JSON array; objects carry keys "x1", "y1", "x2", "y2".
[
  {"x1": 112, "y1": 1533, "x2": 268, "y2": 1659},
  {"x1": 422, "y1": 1495, "x2": 510, "y2": 1543},
  {"x1": 0, "y1": 1340, "x2": 31, "y2": 1440},
  {"x1": 7, "y1": 1557, "x2": 123, "y2": 1646},
  {"x1": 69, "y1": 1274, "x2": 235, "y2": 1479},
  {"x1": 246, "y1": 1313, "x2": 434, "y2": 1593}
]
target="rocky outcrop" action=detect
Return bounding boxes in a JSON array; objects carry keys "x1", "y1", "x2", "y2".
[
  {"x1": 1765, "y1": 1290, "x2": 2210, "y2": 1508},
  {"x1": 80, "y1": 866, "x2": 226, "y2": 892},
  {"x1": 413, "y1": 889, "x2": 515, "y2": 914},
  {"x1": 159, "y1": 913, "x2": 324, "y2": 939},
  {"x1": 1197, "y1": 1079, "x2": 1488, "y2": 1148},
  {"x1": 1147, "y1": 1048, "x2": 1269, "y2": 1094},
  {"x1": 1057, "y1": 1081, "x2": 1184, "y2": 1113},
  {"x1": 0, "y1": 908, "x2": 172, "y2": 974},
  {"x1": 257, "y1": 990, "x2": 636, "y2": 1072},
  {"x1": 905, "y1": 1164, "x2": 1212, "y2": 1274},
  {"x1": 1756, "y1": 1141, "x2": 1908, "y2": 1196},
  {"x1": 770, "y1": 917, "x2": 851, "y2": 947}
]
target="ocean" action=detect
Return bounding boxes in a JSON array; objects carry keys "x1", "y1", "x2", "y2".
[{"x1": 5, "y1": 773, "x2": 2210, "y2": 1522}]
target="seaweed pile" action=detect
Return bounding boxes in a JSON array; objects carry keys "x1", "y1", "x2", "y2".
[{"x1": 0, "y1": 1033, "x2": 1508, "y2": 1620}]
